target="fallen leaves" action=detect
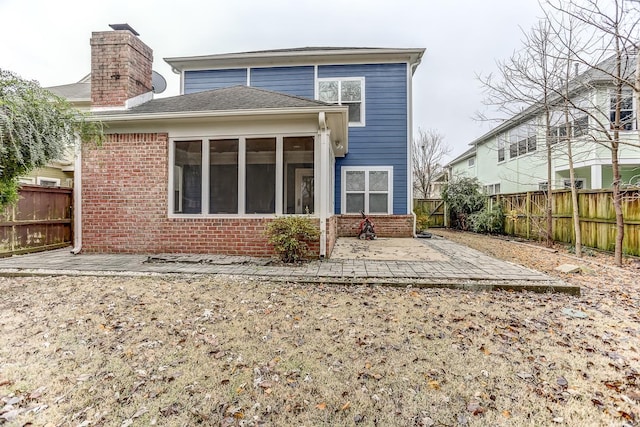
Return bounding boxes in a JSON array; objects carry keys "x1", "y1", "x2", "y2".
[{"x1": 1, "y1": 237, "x2": 640, "y2": 427}]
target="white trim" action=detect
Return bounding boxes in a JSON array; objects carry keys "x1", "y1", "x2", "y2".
[
  {"x1": 201, "y1": 138, "x2": 210, "y2": 214},
  {"x1": 90, "y1": 105, "x2": 347, "y2": 123},
  {"x1": 166, "y1": 50, "x2": 425, "y2": 73},
  {"x1": 91, "y1": 91, "x2": 153, "y2": 112},
  {"x1": 316, "y1": 76, "x2": 365, "y2": 127},
  {"x1": 341, "y1": 166, "x2": 393, "y2": 214},
  {"x1": 169, "y1": 132, "x2": 319, "y2": 218},
  {"x1": 406, "y1": 61, "x2": 414, "y2": 220},
  {"x1": 18, "y1": 177, "x2": 36, "y2": 185},
  {"x1": 238, "y1": 137, "x2": 246, "y2": 214},
  {"x1": 71, "y1": 140, "x2": 82, "y2": 254},
  {"x1": 247, "y1": 67, "x2": 251, "y2": 86},
  {"x1": 36, "y1": 176, "x2": 61, "y2": 186},
  {"x1": 275, "y1": 136, "x2": 284, "y2": 215},
  {"x1": 591, "y1": 164, "x2": 603, "y2": 189},
  {"x1": 563, "y1": 178, "x2": 585, "y2": 189}
]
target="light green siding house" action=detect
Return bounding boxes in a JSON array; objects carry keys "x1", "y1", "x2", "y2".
[{"x1": 447, "y1": 54, "x2": 640, "y2": 194}]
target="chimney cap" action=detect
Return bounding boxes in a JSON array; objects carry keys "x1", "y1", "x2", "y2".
[{"x1": 108, "y1": 23, "x2": 139, "y2": 36}]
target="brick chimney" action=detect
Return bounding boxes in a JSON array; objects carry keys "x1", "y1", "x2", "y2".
[{"x1": 90, "y1": 24, "x2": 153, "y2": 109}]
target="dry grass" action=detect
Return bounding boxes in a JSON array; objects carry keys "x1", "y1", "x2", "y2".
[{"x1": 1, "y1": 234, "x2": 639, "y2": 426}]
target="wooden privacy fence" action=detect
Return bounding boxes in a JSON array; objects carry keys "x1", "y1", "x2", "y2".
[
  {"x1": 0, "y1": 185, "x2": 73, "y2": 257},
  {"x1": 414, "y1": 198, "x2": 446, "y2": 228},
  {"x1": 493, "y1": 189, "x2": 640, "y2": 256}
]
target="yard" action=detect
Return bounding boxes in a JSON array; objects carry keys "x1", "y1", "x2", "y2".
[{"x1": 1, "y1": 232, "x2": 639, "y2": 426}]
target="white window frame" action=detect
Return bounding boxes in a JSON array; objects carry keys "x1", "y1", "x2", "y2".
[
  {"x1": 497, "y1": 137, "x2": 506, "y2": 163},
  {"x1": 18, "y1": 177, "x2": 36, "y2": 185},
  {"x1": 168, "y1": 134, "x2": 317, "y2": 218},
  {"x1": 341, "y1": 166, "x2": 393, "y2": 214},
  {"x1": 609, "y1": 88, "x2": 636, "y2": 131},
  {"x1": 468, "y1": 157, "x2": 475, "y2": 167},
  {"x1": 36, "y1": 177, "x2": 61, "y2": 187},
  {"x1": 316, "y1": 77, "x2": 365, "y2": 127},
  {"x1": 483, "y1": 183, "x2": 500, "y2": 195},
  {"x1": 564, "y1": 178, "x2": 585, "y2": 189}
]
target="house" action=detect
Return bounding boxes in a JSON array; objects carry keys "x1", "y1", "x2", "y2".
[
  {"x1": 447, "y1": 53, "x2": 640, "y2": 194},
  {"x1": 15, "y1": 77, "x2": 90, "y2": 188},
  {"x1": 76, "y1": 25, "x2": 424, "y2": 257}
]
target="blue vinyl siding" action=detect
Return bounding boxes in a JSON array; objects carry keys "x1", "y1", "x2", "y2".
[
  {"x1": 184, "y1": 69, "x2": 247, "y2": 94},
  {"x1": 251, "y1": 66, "x2": 314, "y2": 98},
  {"x1": 319, "y1": 63, "x2": 408, "y2": 215}
]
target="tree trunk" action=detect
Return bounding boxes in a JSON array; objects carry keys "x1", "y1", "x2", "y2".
[
  {"x1": 567, "y1": 140, "x2": 582, "y2": 257},
  {"x1": 545, "y1": 109, "x2": 553, "y2": 248},
  {"x1": 612, "y1": 139, "x2": 624, "y2": 266}
]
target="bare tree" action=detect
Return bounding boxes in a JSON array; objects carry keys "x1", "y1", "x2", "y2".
[
  {"x1": 477, "y1": 20, "x2": 563, "y2": 247},
  {"x1": 412, "y1": 128, "x2": 450, "y2": 199},
  {"x1": 546, "y1": 0, "x2": 640, "y2": 266}
]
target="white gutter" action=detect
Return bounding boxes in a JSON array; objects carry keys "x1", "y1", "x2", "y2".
[
  {"x1": 318, "y1": 112, "x2": 328, "y2": 258},
  {"x1": 71, "y1": 142, "x2": 82, "y2": 254},
  {"x1": 89, "y1": 106, "x2": 348, "y2": 123}
]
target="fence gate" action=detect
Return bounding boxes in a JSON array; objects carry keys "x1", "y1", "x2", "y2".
[{"x1": 0, "y1": 185, "x2": 73, "y2": 257}]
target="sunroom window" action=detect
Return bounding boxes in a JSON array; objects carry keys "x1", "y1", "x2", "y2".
[
  {"x1": 318, "y1": 78, "x2": 364, "y2": 125},
  {"x1": 171, "y1": 136, "x2": 315, "y2": 216},
  {"x1": 342, "y1": 167, "x2": 392, "y2": 214}
]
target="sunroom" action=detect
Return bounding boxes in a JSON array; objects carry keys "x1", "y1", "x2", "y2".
[{"x1": 89, "y1": 86, "x2": 348, "y2": 257}]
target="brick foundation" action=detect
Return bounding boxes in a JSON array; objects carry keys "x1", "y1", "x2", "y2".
[{"x1": 337, "y1": 214, "x2": 414, "y2": 238}]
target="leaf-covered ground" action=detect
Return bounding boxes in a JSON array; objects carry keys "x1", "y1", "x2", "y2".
[{"x1": 1, "y1": 232, "x2": 639, "y2": 426}]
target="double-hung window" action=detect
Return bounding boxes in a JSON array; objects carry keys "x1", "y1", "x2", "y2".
[
  {"x1": 318, "y1": 78, "x2": 365, "y2": 125},
  {"x1": 610, "y1": 89, "x2": 635, "y2": 131},
  {"x1": 342, "y1": 166, "x2": 392, "y2": 214}
]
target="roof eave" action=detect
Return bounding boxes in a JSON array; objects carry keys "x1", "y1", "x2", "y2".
[
  {"x1": 165, "y1": 48, "x2": 425, "y2": 72},
  {"x1": 89, "y1": 105, "x2": 346, "y2": 122}
]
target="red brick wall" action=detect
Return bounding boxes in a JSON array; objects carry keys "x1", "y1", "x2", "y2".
[
  {"x1": 90, "y1": 30, "x2": 153, "y2": 108},
  {"x1": 337, "y1": 214, "x2": 414, "y2": 238},
  {"x1": 81, "y1": 133, "x2": 321, "y2": 257}
]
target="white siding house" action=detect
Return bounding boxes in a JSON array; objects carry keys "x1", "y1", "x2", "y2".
[{"x1": 447, "y1": 54, "x2": 640, "y2": 193}]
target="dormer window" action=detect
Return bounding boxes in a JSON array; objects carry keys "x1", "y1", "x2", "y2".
[{"x1": 318, "y1": 78, "x2": 365, "y2": 126}]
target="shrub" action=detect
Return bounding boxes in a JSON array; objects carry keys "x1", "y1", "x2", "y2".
[
  {"x1": 469, "y1": 204, "x2": 504, "y2": 234},
  {"x1": 265, "y1": 216, "x2": 320, "y2": 263},
  {"x1": 413, "y1": 204, "x2": 430, "y2": 232},
  {"x1": 442, "y1": 176, "x2": 486, "y2": 230}
]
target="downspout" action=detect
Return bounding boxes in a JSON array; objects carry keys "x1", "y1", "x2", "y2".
[
  {"x1": 71, "y1": 142, "x2": 82, "y2": 254},
  {"x1": 408, "y1": 60, "x2": 421, "y2": 237},
  {"x1": 318, "y1": 112, "x2": 328, "y2": 258}
]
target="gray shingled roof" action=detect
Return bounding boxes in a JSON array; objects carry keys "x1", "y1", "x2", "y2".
[
  {"x1": 98, "y1": 85, "x2": 334, "y2": 116},
  {"x1": 47, "y1": 82, "x2": 90, "y2": 101}
]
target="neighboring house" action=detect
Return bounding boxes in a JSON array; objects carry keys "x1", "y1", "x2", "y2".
[
  {"x1": 447, "y1": 54, "x2": 640, "y2": 194},
  {"x1": 76, "y1": 25, "x2": 424, "y2": 257},
  {"x1": 17, "y1": 76, "x2": 91, "y2": 188}
]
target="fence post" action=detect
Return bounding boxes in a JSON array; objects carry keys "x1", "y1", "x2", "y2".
[{"x1": 526, "y1": 192, "x2": 531, "y2": 240}]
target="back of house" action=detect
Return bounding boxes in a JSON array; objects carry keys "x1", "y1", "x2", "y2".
[{"x1": 79, "y1": 26, "x2": 424, "y2": 257}]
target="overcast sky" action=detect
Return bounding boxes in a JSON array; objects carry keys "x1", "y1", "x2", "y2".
[{"x1": 0, "y1": 0, "x2": 543, "y2": 160}]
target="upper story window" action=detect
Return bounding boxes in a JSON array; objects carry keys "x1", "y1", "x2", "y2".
[
  {"x1": 497, "y1": 138, "x2": 506, "y2": 162},
  {"x1": 468, "y1": 157, "x2": 475, "y2": 167},
  {"x1": 610, "y1": 89, "x2": 635, "y2": 131},
  {"x1": 318, "y1": 78, "x2": 365, "y2": 125},
  {"x1": 508, "y1": 127, "x2": 536, "y2": 159}
]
